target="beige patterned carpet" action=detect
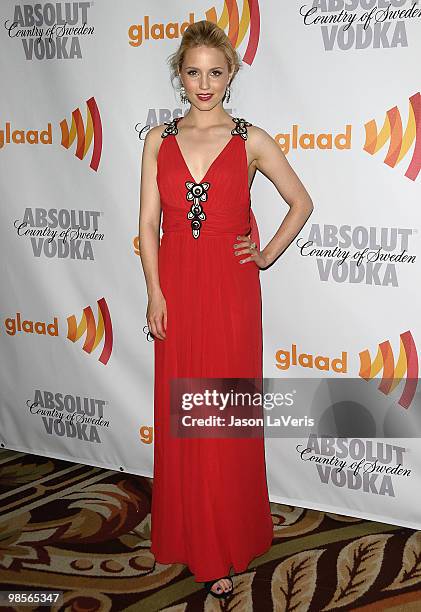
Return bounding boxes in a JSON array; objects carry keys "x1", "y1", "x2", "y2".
[{"x1": 0, "y1": 447, "x2": 420, "y2": 611}]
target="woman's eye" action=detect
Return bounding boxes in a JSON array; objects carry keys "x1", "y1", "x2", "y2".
[{"x1": 186, "y1": 70, "x2": 223, "y2": 77}]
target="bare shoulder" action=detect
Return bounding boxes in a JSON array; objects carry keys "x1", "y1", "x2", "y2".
[
  {"x1": 142, "y1": 123, "x2": 168, "y2": 160},
  {"x1": 247, "y1": 124, "x2": 276, "y2": 148},
  {"x1": 246, "y1": 123, "x2": 280, "y2": 165}
]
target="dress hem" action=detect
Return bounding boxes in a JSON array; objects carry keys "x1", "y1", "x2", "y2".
[{"x1": 150, "y1": 532, "x2": 273, "y2": 583}]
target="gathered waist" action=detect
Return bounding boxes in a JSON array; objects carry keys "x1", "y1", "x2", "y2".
[{"x1": 161, "y1": 228, "x2": 250, "y2": 238}]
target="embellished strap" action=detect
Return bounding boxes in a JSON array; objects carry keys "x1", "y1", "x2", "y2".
[
  {"x1": 161, "y1": 116, "x2": 251, "y2": 139},
  {"x1": 231, "y1": 117, "x2": 252, "y2": 140},
  {"x1": 161, "y1": 117, "x2": 181, "y2": 138}
]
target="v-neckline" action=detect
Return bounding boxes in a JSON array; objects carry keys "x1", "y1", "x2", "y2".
[{"x1": 172, "y1": 116, "x2": 235, "y2": 185}]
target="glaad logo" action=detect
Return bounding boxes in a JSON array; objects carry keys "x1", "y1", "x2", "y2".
[
  {"x1": 206, "y1": 0, "x2": 260, "y2": 65},
  {"x1": 0, "y1": 97, "x2": 102, "y2": 171},
  {"x1": 27, "y1": 389, "x2": 110, "y2": 443},
  {"x1": 299, "y1": 0, "x2": 419, "y2": 50},
  {"x1": 275, "y1": 344, "x2": 347, "y2": 373},
  {"x1": 297, "y1": 224, "x2": 416, "y2": 286},
  {"x1": 60, "y1": 97, "x2": 102, "y2": 171},
  {"x1": 14, "y1": 207, "x2": 104, "y2": 260},
  {"x1": 128, "y1": 0, "x2": 261, "y2": 65},
  {"x1": 3, "y1": 298, "x2": 113, "y2": 365},
  {"x1": 128, "y1": 13, "x2": 194, "y2": 47},
  {"x1": 364, "y1": 91, "x2": 421, "y2": 181},
  {"x1": 274, "y1": 331, "x2": 418, "y2": 409},
  {"x1": 275, "y1": 125, "x2": 351, "y2": 155},
  {"x1": 4, "y1": 2, "x2": 95, "y2": 60},
  {"x1": 67, "y1": 297, "x2": 113, "y2": 365},
  {"x1": 5, "y1": 313, "x2": 59, "y2": 337},
  {"x1": 359, "y1": 330, "x2": 418, "y2": 409}
]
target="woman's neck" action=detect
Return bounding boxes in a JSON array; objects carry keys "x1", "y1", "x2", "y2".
[{"x1": 178, "y1": 107, "x2": 231, "y2": 129}]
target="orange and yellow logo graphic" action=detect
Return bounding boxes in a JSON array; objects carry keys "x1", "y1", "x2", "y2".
[
  {"x1": 60, "y1": 96, "x2": 102, "y2": 171},
  {"x1": 129, "y1": 3, "x2": 260, "y2": 65},
  {"x1": 67, "y1": 297, "x2": 112, "y2": 365},
  {"x1": 364, "y1": 92, "x2": 421, "y2": 181},
  {"x1": 206, "y1": 0, "x2": 260, "y2": 65},
  {"x1": 359, "y1": 330, "x2": 418, "y2": 409}
]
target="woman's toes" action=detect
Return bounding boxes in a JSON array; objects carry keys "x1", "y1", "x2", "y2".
[
  {"x1": 212, "y1": 580, "x2": 223, "y2": 593},
  {"x1": 210, "y1": 577, "x2": 233, "y2": 594}
]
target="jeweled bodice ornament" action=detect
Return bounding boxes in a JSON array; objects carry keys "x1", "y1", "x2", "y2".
[{"x1": 184, "y1": 181, "x2": 210, "y2": 239}]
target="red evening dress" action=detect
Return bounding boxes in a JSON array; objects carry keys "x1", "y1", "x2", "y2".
[{"x1": 150, "y1": 115, "x2": 273, "y2": 582}]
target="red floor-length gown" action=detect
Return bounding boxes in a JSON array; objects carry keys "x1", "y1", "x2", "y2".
[{"x1": 150, "y1": 115, "x2": 273, "y2": 582}]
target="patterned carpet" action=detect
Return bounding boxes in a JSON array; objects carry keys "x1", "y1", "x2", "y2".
[{"x1": 0, "y1": 447, "x2": 420, "y2": 611}]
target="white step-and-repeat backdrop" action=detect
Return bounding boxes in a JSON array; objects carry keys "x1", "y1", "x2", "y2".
[{"x1": 1, "y1": 1, "x2": 420, "y2": 530}]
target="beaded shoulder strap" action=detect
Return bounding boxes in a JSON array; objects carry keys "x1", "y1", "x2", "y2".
[
  {"x1": 161, "y1": 116, "x2": 181, "y2": 138},
  {"x1": 160, "y1": 116, "x2": 252, "y2": 139},
  {"x1": 230, "y1": 117, "x2": 252, "y2": 140}
]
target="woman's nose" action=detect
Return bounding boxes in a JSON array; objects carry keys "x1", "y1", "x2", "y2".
[{"x1": 199, "y1": 78, "x2": 210, "y2": 89}]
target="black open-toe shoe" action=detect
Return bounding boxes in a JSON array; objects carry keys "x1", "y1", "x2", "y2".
[{"x1": 204, "y1": 576, "x2": 234, "y2": 599}]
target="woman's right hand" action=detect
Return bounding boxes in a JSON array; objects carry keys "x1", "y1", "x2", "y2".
[{"x1": 146, "y1": 289, "x2": 167, "y2": 340}]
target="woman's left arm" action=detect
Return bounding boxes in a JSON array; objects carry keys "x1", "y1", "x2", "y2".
[{"x1": 239, "y1": 126, "x2": 314, "y2": 268}]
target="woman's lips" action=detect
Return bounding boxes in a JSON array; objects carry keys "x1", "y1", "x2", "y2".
[{"x1": 197, "y1": 94, "x2": 213, "y2": 100}]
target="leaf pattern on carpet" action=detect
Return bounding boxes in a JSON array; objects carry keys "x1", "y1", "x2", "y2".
[{"x1": 0, "y1": 449, "x2": 419, "y2": 611}]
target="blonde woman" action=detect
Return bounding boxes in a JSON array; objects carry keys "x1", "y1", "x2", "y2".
[{"x1": 139, "y1": 20, "x2": 313, "y2": 599}]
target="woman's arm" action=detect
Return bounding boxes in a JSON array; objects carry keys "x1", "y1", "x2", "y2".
[
  {"x1": 138, "y1": 126, "x2": 167, "y2": 340},
  {"x1": 243, "y1": 126, "x2": 314, "y2": 268}
]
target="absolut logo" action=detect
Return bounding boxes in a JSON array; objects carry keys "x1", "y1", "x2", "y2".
[
  {"x1": 4, "y1": 2, "x2": 95, "y2": 60},
  {"x1": 14, "y1": 207, "x2": 104, "y2": 260},
  {"x1": 28, "y1": 389, "x2": 110, "y2": 443},
  {"x1": 300, "y1": 0, "x2": 419, "y2": 51},
  {"x1": 297, "y1": 435, "x2": 410, "y2": 497},
  {"x1": 297, "y1": 224, "x2": 416, "y2": 286}
]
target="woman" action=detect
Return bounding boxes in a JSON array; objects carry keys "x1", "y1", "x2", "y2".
[{"x1": 138, "y1": 20, "x2": 314, "y2": 599}]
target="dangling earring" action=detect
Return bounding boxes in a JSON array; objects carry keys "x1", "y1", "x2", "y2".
[
  {"x1": 180, "y1": 85, "x2": 189, "y2": 105},
  {"x1": 224, "y1": 84, "x2": 231, "y2": 103}
]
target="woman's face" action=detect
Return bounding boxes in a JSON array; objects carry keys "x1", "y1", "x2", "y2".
[{"x1": 179, "y1": 45, "x2": 233, "y2": 109}]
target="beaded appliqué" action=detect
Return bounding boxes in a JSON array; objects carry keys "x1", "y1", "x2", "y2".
[
  {"x1": 185, "y1": 181, "x2": 210, "y2": 239},
  {"x1": 231, "y1": 117, "x2": 252, "y2": 140},
  {"x1": 160, "y1": 115, "x2": 252, "y2": 139},
  {"x1": 161, "y1": 117, "x2": 181, "y2": 138}
]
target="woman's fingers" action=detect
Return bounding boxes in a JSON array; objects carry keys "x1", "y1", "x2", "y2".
[
  {"x1": 233, "y1": 238, "x2": 256, "y2": 255},
  {"x1": 146, "y1": 294, "x2": 167, "y2": 341},
  {"x1": 149, "y1": 315, "x2": 166, "y2": 340},
  {"x1": 154, "y1": 318, "x2": 166, "y2": 339},
  {"x1": 233, "y1": 235, "x2": 259, "y2": 265},
  {"x1": 235, "y1": 247, "x2": 254, "y2": 256}
]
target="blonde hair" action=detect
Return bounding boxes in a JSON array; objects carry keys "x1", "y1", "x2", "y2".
[{"x1": 167, "y1": 20, "x2": 242, "y2": 91}]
